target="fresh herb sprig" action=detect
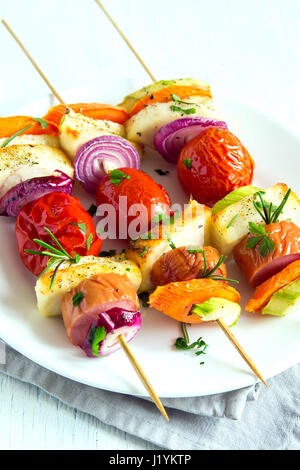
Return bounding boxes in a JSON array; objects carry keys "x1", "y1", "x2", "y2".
[
  {"x1": 1, "y1": 118, "x2": 49, "y2": 148},
  {"x1": 175, "y1": 323, "x2": 208, "y2": 363},
  {"x1": 253, "y1": 189, "x2": 291, "y2": 225},
  {"x1": 24, "y1": 227, "x2": 81, "y2": 289},
  {"x1": 194, "y1": 249, "x2": 239, "y2": 284},
  {"x1": 246, "y1": 189, "x2": 291, "y2": 257},
  {"x1": 246, "y1": 222, "x2": 275, "y2": 257},
  {"x1": 109, "y1": 169, "x2": 131, "y2": 186}
]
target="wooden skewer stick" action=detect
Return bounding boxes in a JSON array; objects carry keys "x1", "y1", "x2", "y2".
[
  {"x1": 117, "y1": 334, "x2": 169, "y2": 421},
  {"x1": 94, "y1": 0, "x2": 157, "y2": 83},
  {"x1": 1, "y1": 19, "x2": 65, "y2": 105},
  {"x1": 217, "y1": 319, "x2": 267, "y2": 387},
  {"x1": 97, "y1": 4, "x2": 268, "y2": 388}
]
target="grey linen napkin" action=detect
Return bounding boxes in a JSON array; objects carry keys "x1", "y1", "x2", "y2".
[{"x1": 1, "y1": 344, "x2": 299, "y2": 450}]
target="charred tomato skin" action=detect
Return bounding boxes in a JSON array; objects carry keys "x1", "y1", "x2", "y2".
[
  {"x1": 96, "y1": 168, "x2": 171, "y2": 236},
  {"x1": 15, "y1": 191, "x2": 103, "y2": 276},
  {"x1": 177, "y1": 127, "x2": 255, "y2": 207}
]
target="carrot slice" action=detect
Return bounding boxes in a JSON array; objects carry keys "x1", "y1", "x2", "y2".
[
  {"x1": 43, "y1": 103, "x2": 129, "y2": 128},
  {"x1": 246, "y1": 260, "x2": 300, "y2": 313},
  {"x1": 0, "y1": 116, "x2": 58, "y2": 139},
  {"x1": 129, "y1": 85, "x2": 212, "y2": 118},
  {"x1": 149, "y1": 278, "x2": 240, "y2": 324}
]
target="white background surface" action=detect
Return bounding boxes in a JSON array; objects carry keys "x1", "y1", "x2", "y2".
[{"x1": 0, "y1": 0, "x2": 299, "y2": 451}]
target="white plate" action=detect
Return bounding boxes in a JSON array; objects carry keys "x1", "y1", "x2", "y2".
[{"x1": 0, "y1": 79, "x2": 299, "y2": 398}]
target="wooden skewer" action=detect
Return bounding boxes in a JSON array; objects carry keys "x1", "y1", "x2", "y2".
[
  {"x1": 94, "y1": 0, "x2": 157, "y2": 83},
  {"x1": 1, "y1": 19, "x2": 65, "y2": 105},
  {"x1": 217, "y1": 319, "x2": 268, "y2": 387},
  {"x1": 97, "y1": 4, "x2": 268, "y2": 388},
  {"x1": 117, "y1": 334, "x2": 169, "y2": 421}
]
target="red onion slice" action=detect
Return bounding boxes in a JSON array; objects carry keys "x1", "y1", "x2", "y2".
[
  {"x1": 81, "y1": 308, "x2": 141, "y2": 357},
  {"x1": 74, "y1": 135, "x2": 141, "y2": 194},
  {"x1": 0, "y1": 171, "x2": 74, "y2": 217},
  {"x1": 154, "y1": 117, "x2": 228, "y2": 163}
]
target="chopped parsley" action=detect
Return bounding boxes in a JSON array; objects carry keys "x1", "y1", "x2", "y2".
[
  {"x1": 98, "y1": 249, "x2": 116, "y2": 257},
  {"x1": 139, "y1": 246, "x2": 150, "y2": 257},
  {"x1": 72, "y1": 292, "x2": 84, "y2": 307},
  {"x1": 86, "y1": 233, "x2": 93, "y2": 250},
  {"x1": 109, "y1": 169, "x2": 131, "y2": 186},
  {"x1": 155, "y1": 169, "x2": 170, "y2": 176},
  {"x1": 87, "y1": 204, "x2": 97, "y2": 217},
  {"x1": 175, "y1": 323, "x2": 208, "y2": 363},
  {"x1": 246, "y1": 222, "x2": 275, "y2": 257},
  {"x1": 170, "y1": 105, "x2": 196, "y2": 115},
  {"x1": 183, "y1": 158, "x2": 192, "y2": 169},
  {"x1": 89, "y1": 326, "x2": 106, "y2": 357},
  {"x1": 70, "y1": 222, "x2": 86, "y2": 233},
  {"x1": 138, "y1": 292, "x2": 150, "y2": 308}
]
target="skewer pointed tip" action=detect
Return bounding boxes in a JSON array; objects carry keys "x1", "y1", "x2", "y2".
[
  {"x1": 217, "y1": 319, "x2": 267, "y2": 387},
  {"x1": 117, "y1": 334, "x2": 169, "y2": 421}
]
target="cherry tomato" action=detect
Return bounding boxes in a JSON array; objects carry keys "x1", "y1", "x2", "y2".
[
  {"x1": 15, "y1": 192, "x2": 103, "y2": 276},
  {"x1": 177, "y1": 127, "x2": 255, "y2": 207},
  {"x1": 96, "y1": 168, "x2": 171, "y2": 238}
]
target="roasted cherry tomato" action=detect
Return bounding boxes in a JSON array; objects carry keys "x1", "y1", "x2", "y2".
[
  {"x1": 96, "y1": 168, "x2": 171, "y2": 238},
  {"x1": 177, "y1": 127, "x2": 255, "y2": 207},
  {"x1": 15, "y1": 192, "x2": 103, "y2": 276}
]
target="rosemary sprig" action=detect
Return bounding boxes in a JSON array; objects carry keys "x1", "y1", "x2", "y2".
[{"x1": 25, "y1": 227, "x2": 81, "y2": 288}]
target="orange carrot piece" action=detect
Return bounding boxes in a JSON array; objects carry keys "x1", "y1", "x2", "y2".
[
  {"x1": 43, "y1": 103, "x2": 129, "y2": 128},
  {"x1": 129, "y1": 85, "x2": 212, "y2": 117},
  {"x1": 149, "y1": 278, "x2": 240, "y2": 324},
  {"x1": 0, "y1": 116, "x2": 58, "y2": 139},
  {"x1": 246, "y1": 260, "x2": 300, "y2": 313}
]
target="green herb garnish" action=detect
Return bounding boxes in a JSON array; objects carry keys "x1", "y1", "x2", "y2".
[
  {"x1": 87, "y1": 204, "x2": 97, "y2": 217},
  {"x1": 24, "y1": 227, "x2": 81, "y2": 289},
  {"x1": 1, "y1": 117, "x2": 50, "y2": 148},
  {"x1": 175, "y1": 323, "x2": 208, "y2": 363},
  {"x1": 1, "y1": 125, "x2": 33, "y2": 148},
  {"x1": 155, "y1": 169, "x2": 170, "y2": 176},
  {"x1": 70, "y1": 222, "x2": 86, "y2": 233},
  {"x1": 139, "y1": 246, "x2": 150, "y2": 257},
  {"x1": 89, "y1": 326, "x2": 106, "y2": 357},
  {"x1": 253, "y1": 189, "x2": 291, "y2": 225},
  {"x1": 72, "y1": 292, "x2": 84, "y2": 307},
  {"x1": 226, "y1": 214, "x2": 239, "y2": 229},
  {"x1": 165, "y1": 231, "x2": 176, "y2": 249},
  {"x1": 138, "y1": 292, "x2": 150, "y2": 308},
  {"x1": 86, "y1": 233, "x2": 93, "y2": 250},
  {"x1": 170, "y1": 105, "x2": 196, "y2": 115},
  {"x1": 32, "y1": 117, "x2": 49, "y2": 130},
  {"x1": 246, "y1": 222, "x2": 275, "y2": 257},
  {"x1": 183, "y1": 158, "x2": 192, "y2": 169},
  {"x1": 98, "y1": 249, "x2": 117, "y2": 257},
  {"x1": 109, "y1": 169, "x2": 131, "y2": 185}
]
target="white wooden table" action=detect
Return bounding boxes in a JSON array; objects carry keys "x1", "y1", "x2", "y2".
[{"x1": 0, "y1": 0, "x2": 299, "y2": 450}]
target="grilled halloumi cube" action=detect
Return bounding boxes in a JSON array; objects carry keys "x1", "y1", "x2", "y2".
[
  {"x1": 0, "y1": 144, "x2": 74, "y2": 198},
  {"x1": 211, "y1": 183, "x2": 300, "y2": 256},
  {"x1": 126, "y1": 200, "x2": 212, "y2": 293},
  {"x1": 0, "y1": 134, "x2": 60, "y2": 148},
  {"x1": 35, "y1": 254, "x2": 142, "y2": 317},
  {"x1": 59, "y1": 109, "x2": 126, "y2": 160},
  {"x1": 125, "y1": 97, "x2": 220, "y2": 148}
]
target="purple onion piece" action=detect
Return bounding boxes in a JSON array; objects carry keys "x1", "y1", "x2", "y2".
[
  {"x1": 74, "y1": 135, "x2": 141, "y2": 195},
  {"x1": 154, "y1": 117, "x2": 228, "y2": 163},
  {"x1": 0, "y1": 171, "x2": 74, "y2": 217},
  {"x1": 81, "y1": 308, "x2": 141, "y2": 358}
]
